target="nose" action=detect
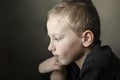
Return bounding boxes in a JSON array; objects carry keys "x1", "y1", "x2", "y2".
[{"x1": 48, "y1": 41, "x2": 56, "y2": 52}]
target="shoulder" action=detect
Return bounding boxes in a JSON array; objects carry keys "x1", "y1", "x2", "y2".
[
  {"x1": 80, "y1": 44, "x2": 120, "y2": 80},
  {"x1": 84, "y1": 44, "x2": 120, "y2": 68}
]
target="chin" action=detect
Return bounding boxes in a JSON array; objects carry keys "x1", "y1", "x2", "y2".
[{"x1": 59, "y1": 59, "x2": 73, "y2": 66}]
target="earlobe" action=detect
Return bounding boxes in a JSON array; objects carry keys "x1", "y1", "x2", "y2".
[{"x1": 81, "y1": 30, "x2": 94, "y2": 47}]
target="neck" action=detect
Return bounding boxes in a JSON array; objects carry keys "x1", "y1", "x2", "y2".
[{"x1": 75, "y1": 48, "x2": 91, "y2": 70}]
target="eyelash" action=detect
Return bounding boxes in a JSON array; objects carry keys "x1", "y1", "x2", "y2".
[
  {"x1": 48, "y1": 35, "x2": 64, "y2": 41},
  {"x1": 54, "y1": 37, "x2": 61, "y2": 41}
]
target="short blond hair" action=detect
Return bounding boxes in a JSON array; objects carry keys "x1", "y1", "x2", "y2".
[{"x1": 48, "y1": 1, "x2": 100, "y2": 45}]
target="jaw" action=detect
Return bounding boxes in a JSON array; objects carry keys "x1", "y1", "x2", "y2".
[{"x1": 75, "y1": 48, "x2": 91, "y2": 69}]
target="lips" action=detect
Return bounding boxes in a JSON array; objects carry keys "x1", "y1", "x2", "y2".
[{"x1": 52, "y1": 52, "x2": 59, "y2": 56}]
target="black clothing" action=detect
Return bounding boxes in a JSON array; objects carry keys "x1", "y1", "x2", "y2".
[{"x1": 67, "y1": 44, "x2": 120, "y2": 80}]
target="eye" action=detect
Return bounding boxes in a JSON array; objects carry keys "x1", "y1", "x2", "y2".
[
  {"x1": 54, "y1": 37, "x2": 61, "y2": 41},
  {"x1": 53, "y1": 35, "x2": 64, "y2": 41}
]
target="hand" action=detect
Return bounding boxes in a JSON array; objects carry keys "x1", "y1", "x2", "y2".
[
  {"x1": 50, "y1": 69, "x2": 67, "y2": 80},
  {"x1": 38, "y1": 56, "x2": 63, "y2": 73}
]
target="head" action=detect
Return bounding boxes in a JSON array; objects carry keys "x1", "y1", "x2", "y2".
[{"x1": 47, "y1": 0, "x2": 100, "y2": 65}]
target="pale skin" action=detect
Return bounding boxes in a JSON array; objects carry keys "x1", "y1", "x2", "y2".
[
  {"x1": 39, "y1": 57, "x2": 67, "y2": 80},
  {"x1": 38, "y1": 56, "x2": 63, "y2": 73},
  {"x1": 38, "y1": 17, "x2": 94, "y2": 80}
]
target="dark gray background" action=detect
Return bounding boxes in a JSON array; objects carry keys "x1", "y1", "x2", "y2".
[{"x1": 0, "y1": 0, "x2": 120, "y2": 80}]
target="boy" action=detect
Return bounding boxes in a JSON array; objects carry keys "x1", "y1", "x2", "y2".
[{"x1": 39, "y1": 0, "x2": 120, "y2": 80}]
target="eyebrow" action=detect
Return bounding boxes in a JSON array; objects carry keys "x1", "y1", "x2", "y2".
[{"x1": 47, "y1": 33, "x2": 62, "y2": 37}]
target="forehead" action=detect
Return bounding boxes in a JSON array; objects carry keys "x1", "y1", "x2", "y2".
[{"x1": 47, "y1": 18, "x2": 71, "y2": 35}]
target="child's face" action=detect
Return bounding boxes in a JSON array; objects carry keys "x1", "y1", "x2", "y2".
[{"x1": 47, "y1": 17, "x2": 84, "y2": 65}]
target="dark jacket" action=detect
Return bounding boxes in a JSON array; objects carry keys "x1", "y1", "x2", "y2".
[{"x1": 67, "y1": 44, "x2": 120, "y2": 80}]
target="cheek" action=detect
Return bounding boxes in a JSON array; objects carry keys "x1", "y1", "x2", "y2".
[
  {"x1": 56, "y1": 39, "x2": 81, "y2": 57},
  {"x1": 56, "y1": 42, "x2": 71, "y2": 56}
]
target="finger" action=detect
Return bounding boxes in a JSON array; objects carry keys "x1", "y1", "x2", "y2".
[
  {"x1": 54, "y1": 65, "x2": 63, "y2": 71},
  {"x1": 54, "y1": 56, "x2": 59, "y2": 61},
  {"x1": 55, "y1": 62, "x2": 63, "y2": 67}
]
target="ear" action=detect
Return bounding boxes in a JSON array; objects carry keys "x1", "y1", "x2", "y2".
[{"x1": 81, "y1": 30, "x2": 94, "y2": 47}]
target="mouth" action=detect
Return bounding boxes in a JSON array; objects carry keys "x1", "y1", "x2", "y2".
[
  {"x1": 54, "y1": 56, "x2": 63, "y2": 65},
  {"x1": 54, "y1": 54, "x2": 59, "y2": 57}
]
